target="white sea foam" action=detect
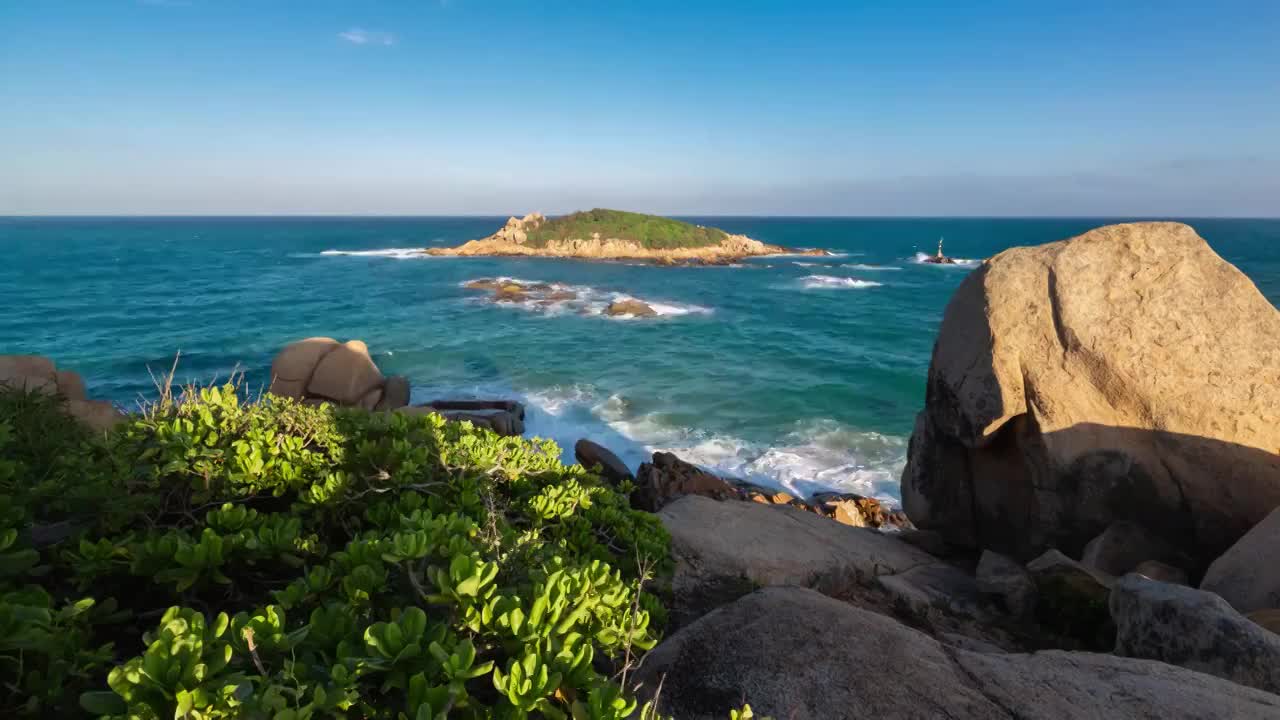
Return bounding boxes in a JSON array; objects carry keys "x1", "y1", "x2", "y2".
[
  {"x1": 504, "y1": 385, "x2": 905, "y2": 504},
  {"x1": 842, "y1": 263, "x2": 901, "y2": 271},
  {"x1": 800, "y1": 275, "x2": 883, "y2": 289},
  {"x1": 404, "y1": 382, "x2": 904, "y2": 503},
  {"x1": 320, "y1": 248, "x2": 429, "y2": 259},
  {"x1": 911, "y1": 252, "x2": 981, "y2": 268}
]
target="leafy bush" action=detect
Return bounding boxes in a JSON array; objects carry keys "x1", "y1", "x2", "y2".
[
  {"x1": 520, "y1": 210, "x2": 729, "y2": 250},
  {"x1": 0, "y1": 384, "x2": 677, "y2": 719}
]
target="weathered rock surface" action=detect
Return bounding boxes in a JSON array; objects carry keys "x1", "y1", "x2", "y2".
[
  {"x1": 877, "y1": 562, "x2": 987, "y2": 619},
  {"x1": 573, "y1": 439, "x2": 632, "y2": 484},
  {"x1": 395, "y1": 402, "x2": 526, "y2": 437},
  {"x1": 1027, "y1": 549, "x2": 1115, "y2": 647},
  {"x1": 0, "y1": 355, "x2": 125, "y2": 431},
  {"x1": 1201, "y1": 506, "x2": 1280, "y2": 614},
  {"x1": 633, "y1": 587, "x2": 1005, "y2": 720},
  {"x1": 1132, "y1": 559, "x2": 1188, "y2": 585},
  {"x1": 976, "y1": 550, "x2": 1036, "y2": 617},
  {"x1": 631, "y1": 452, "x2": 738, "y2": 511},
  {"x1": 1081, "y1": 520, "x2": 1180, "y2": 577},
  {"x1": 1249, "y1": 608, "x2": 1280, "y2": 635},
  {"x1": 1111, "y1": 573, "x2": 1280, "y2": 695},
  {"x1": 902, "y1": 222, "x2": 1280, "y2": 570},
  {"x1": 267, "y1": 337, "x2": 410, "y2": 412},
  {"x1": 635, "y1": 586, "x2": 1280, "y2": 720},
  {"x1": 307, "y1": 340, "x2": 383, "y2": 405},
  {"x1": 605, "y1": 299, "x2": 657, "y2": 317},
  {"x1": 376, "y1": 375, "x2": 410, "y2": 412},
  {"x1": 657, "y1": 495, "x2": 934, "y2": 625},
  {"x1": 0, "y1": 355, "x2": 58, "y2": 394}
]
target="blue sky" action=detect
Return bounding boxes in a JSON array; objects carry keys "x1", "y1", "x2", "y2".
[{"x1": 2, "y1": 1, "x2": 1277, "y2": 216}]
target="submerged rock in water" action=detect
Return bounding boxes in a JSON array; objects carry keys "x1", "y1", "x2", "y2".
[
  {"x1": 605, "y1": 299, "x2": 657, "y2": 317},
  {"x1": 901, "y1": 222, "x2": 1280, "y2": 572}
]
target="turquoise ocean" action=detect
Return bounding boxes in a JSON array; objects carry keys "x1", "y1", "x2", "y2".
[{"x1": 3, "y1": 217, "x2": 1277, "y2": 505}]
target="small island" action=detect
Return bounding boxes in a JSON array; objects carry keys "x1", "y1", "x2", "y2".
[{"x1": 426, "y1": 208, "x2": 828, "y2": 264}]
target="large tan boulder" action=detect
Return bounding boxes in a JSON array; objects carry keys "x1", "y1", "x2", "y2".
[
  {"x1": 902, "y1": 222, "x2": 1280, "y2": 570},
  {"x1": 306, "y1": 340, "x2": 384, "y2": 405},
  {"x1": 1, "y1": 355, "x2": 125, "y2": 431},
  {"x1": 634, "y1": 586, "x2": 1280, "y2": 720},
  {"x1": 268, "y1": 337, "x2": 339, "y2": 399},
  {"x1": 0, "y1": 355, "x2": 58, "y2": 394},
  {"x1": 1201, "y1": 506, "x2": 1280, "y2": 613}
]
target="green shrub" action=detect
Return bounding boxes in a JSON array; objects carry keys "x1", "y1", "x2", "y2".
[
  {"x1": 520, "y1": 209, "x2": 730, "y2": 250},
  {"x1": 0, "y1": 384, "x2": 676, "y2": 719}
]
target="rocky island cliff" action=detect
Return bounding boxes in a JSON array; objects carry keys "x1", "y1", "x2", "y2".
[{"x1": 425, "y1": 208, "x2": 820, "y2": 263}]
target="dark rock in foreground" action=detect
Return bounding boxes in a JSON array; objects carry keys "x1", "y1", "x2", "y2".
[{"x1": 634, "y1": 586, "x2": 1280, "y2": 720}]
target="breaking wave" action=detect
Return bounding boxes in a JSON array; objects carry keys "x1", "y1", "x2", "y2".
[{"x1": 800, "y1": 275, "x2": 883, "y2": 289}]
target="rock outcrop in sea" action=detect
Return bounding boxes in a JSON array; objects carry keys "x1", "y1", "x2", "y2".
[{"x1": 426, "y1": 211, "x2": 801, "y2": 263}]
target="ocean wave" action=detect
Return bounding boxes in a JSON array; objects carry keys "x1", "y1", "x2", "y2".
[
  {"x1": 434, "y1": 383, "x2": 906, "y2": 504},
  {"x1": 842, "y1": 263, "x2": 901, "y2": 271},
  {"x1": 800, "y1": 275, "x2": 883, "y2": 289},
  {"x1": 320, "y1": 248, "x2": 429, "y2": 259},
  {"x1": 911, "y1": 252, "x2": 981, "y2": 268}
]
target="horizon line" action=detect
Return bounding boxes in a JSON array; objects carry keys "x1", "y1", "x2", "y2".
[{"x1": 3, "y1": 213, "x2": 1279, "y2": 221}]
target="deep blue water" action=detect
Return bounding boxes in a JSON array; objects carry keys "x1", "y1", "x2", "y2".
[{"x1": 3, "y1": 216, "x2": 1277, "y2": 502}]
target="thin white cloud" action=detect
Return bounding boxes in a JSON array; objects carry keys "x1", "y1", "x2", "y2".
[{"x1": 338, "y1": 28, "x2": 396, "y2": 46}]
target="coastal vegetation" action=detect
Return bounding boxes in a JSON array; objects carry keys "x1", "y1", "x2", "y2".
[
  {"x1": 519, "y1": 210, "x2": 728, "y2": 250},
  {"x1": 0, "y1": 383, "x2": 675, "y2": 719}
]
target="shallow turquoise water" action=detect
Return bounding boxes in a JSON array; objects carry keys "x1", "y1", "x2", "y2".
[{"x1": 3, "y1": 216, "x2": 1277, "y2": 503}]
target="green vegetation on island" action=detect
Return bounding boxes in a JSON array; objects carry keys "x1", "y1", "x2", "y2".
[
  {"x1": 520, "y1": 209, "x2": 729, "y2": 250},
  {"x1": 0, "y1": 384, "x2": 682, "y2": 719}
]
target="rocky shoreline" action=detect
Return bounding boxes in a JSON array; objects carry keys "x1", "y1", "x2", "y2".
[
  {"x1": 425, "y1": 212, "x2": 830, "y2": 265},
  {"x1": 5, "y1": 220, "x2": 1279, "y2": 718}
]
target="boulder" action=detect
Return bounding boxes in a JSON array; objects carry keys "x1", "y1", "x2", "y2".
[
  {"x1": 1080, "y1": 520, "x2": 1180, "y2": 577},
  {"x1": 55, "y1": 370, "x2": 87, "y2": 401},
  {"x1": 1026, "y1": 549, "x2": 1114, "y2": 648},
  {"x1": 1111, "y1": 573, "x2": 1280, "y2": 695},
  {"x1": 306, "y1": 340, "x2": 384, "y2": 405},
  {"x1": 901, "y1": 222, "x2": 1280, "y2": 571},
  {"x1": 632, "y1": 587, "x2": 1005, "y2": 720},
  {"x1": 1201, "y1": 506, "x2": 1280, "y2": 613},
  {"x1": 656, "y1": 495, "x2": 935, "y2": 626},
  {"x1": 976, "y1": 550, "x2": 1036, "y2": 617},
  {"x1": 631, "y1": 452, "x2": 738, "y2": 512},
  {"x1": 376, "y1": 375, "x2": 410, "y2": 411},
  {"x1": 635, "y1": 586, "x2": 1280, "y2": 720},
  {"x1": 268, "y1": 337, "x2": 339, "y2": 398},
  {"x1": 876, "y1": 562, "x2": 986, "y2": 619},
  {"x1": 67, "y1": 399, "x2": 126, "y2": 433},
  {"x1": 605, "y1": 299, "x2": 657, "y2": 317},
  {"x1": 1132, "y1": 559, "x2": 1188, "y2": 585},
  {"x1": 0, "y1": 355, "x2": 57, "y2": 394},
  {"x1": 1248, "y1": 609, "x2": 1280, "y2": 635},
  {"x1": 493, "y1": 284, "x2": 527, "y2": 302},
  {"x1": 573, "y1": 439, "x2": 633, "y2": 484}
]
